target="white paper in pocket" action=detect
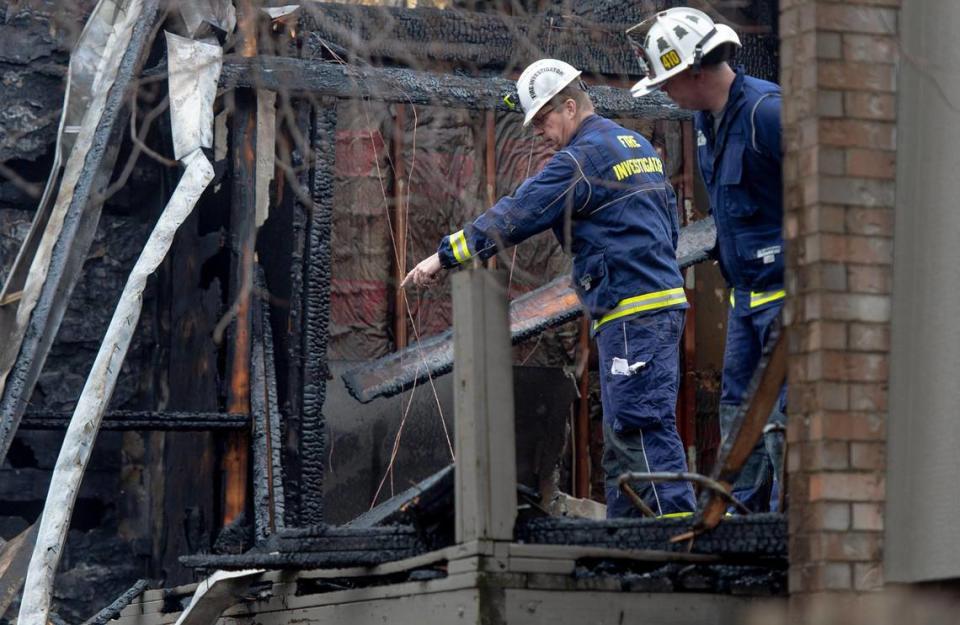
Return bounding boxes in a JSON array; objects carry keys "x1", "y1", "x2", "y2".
[{"x1": 611, "y1": 357, "x2": 646, "y2": 376}]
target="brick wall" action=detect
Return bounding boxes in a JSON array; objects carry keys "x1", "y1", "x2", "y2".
[{"x1": 779, "y1": 0, "x2": 898, "y2": 605}]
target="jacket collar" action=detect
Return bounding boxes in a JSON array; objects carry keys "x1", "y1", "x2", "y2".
[{"x1": 566, "y1": 113, "x2": 601, "y2": 146}]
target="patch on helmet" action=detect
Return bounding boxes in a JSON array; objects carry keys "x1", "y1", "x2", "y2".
[
  {"x1": 657, "y1": 37, "x2": 669, "y2": 52},
  {"x1": 687, "y1": 14, "x2": 700, "y2": 23},
  {"x1": 528, "y1": 66, "x2": 564, "y2": 99},
  {"x1": 660, "y1": 49, "x2": 682, "y2": 70},
  {"x1": 673, "y1": 25, "x2": 688, "y2": 38}
]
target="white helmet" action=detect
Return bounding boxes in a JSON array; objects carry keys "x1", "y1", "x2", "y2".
[
  {"x1": 627, "y1": 7, "x2": 741, "y2": 97},
  {"x1": 516, "y1": 59, "x2": 583, "y2": 127}
]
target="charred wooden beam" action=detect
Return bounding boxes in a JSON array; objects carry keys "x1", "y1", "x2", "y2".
[
  {"x1": 342, "y1": 216, "x2": 716, "y2": 404},
  {"x1": 298, "y1": 3, "x2": 778, "y2": 80},
  {"x1": 180, "y1": 526, "x2": 426, "y2": 571},
  {"x1": 19, "y1": 411, "x2": 248, "y2": 431},
  {"x1": 251, "y1": 268, "x2": 285, "y2": 540},
  {"x1": 299, "y1": 4, "x2": 641, "y2": 75},
  {"x1": 298, "y1": 99, "x2": 337, "y2": 525},
  {"x1": 79, "y1": 579, "x2": 149, "y2": 625},
  {"x1": 516, "y1": 513, "x2": 786, "y2": 560},
  {"x1": 218, "y1": 55, "x2": 687, "y2": 120},
  {"x1": 347, "y1": 464, "x2": 454, "y2": 529},
  {"x1": 281, "y1": 99, "x2": 312, "y2": 528},
  {"x1": 222, "y1": 0, "x2": 259, "y2": 527}
]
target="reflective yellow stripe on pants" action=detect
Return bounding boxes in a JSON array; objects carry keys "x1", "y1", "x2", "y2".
[
  {"x1": 592, "y1": 287, "x2": 688, "y2": 332},
  {"x1": 730, "y1": 289, "x2": 786, "y2": 309}
]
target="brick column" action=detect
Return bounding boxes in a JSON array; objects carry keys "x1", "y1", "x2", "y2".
[{"x1": 779, "y1": 0, "x2": 899, "y2": 609}]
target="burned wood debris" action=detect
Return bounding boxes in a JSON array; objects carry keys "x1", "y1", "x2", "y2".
[
  {"x1": 0, "y1": 1, "x2": 788, "y2": 623},
  {"x1": 342, "y1": 215, "x2": 717, "y2": 404}
]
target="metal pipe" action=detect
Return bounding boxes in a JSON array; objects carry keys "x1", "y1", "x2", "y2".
[{"x1": 617, "y1": 471, "x2": 750, "y2": 516}]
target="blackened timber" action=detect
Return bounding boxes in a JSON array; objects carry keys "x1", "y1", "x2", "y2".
[
  {"x1": 348, "y1": 465, "x2": 454, "y2": 529},
  {"x1": 299, "y1": 100, "x2": 337, "y2": 524},
  {"x1": 161, "y1": 149, "x2": 221, "y2": 585},
  {"x1": 181, "y1": 526, "x2": 426, "y2": 571},
  {"x1": 342, "y1": 216, "x2": 716, "y2": 404},
  {"x1": 0, "y1": 1, "x2": 162, "y2": 463},
  {"x1": 300, "y1": 4, "x2": 640, "y2": 75},
  {"x1": 179, "y1": 549, "x2": 422, "y2": 571},
  {"x1": 298, "y1": 4, "x2": 777, "y2": 80},
  {"x1": 224, "y1": 9, "x2": 259, "y2": 521},
  {"x1": 251, "y1": 267, "x2": 285, "y2": 539},
  {"x1": 19, "y1": 411, "x2": 248, "y2": 431},
  {"x1": 282, "y1": 99, "x2": 312, "y2": 528},
  {"x1": 79, "y1": 579, "x2": 149, "y2": 625},
  {"x1": 516, "y1": 513, "x2": 786, "y2": 560},
  {"x1": 219, "y1": 56, "x2": 687, "y2": 120}
]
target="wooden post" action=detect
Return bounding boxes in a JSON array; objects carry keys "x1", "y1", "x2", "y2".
[
  {"x1": 392, "y1": 104, "x2": 408, "y2": 349},
  {"x1": 223, "y1": 0, "x2": 258, "y2": 526},
  {"x1": 452, "y1": 268, "x2": 516, "y2": 543},
  {"x1": 678, "y1": 120, "x2": 697, "y2": 469},
  {"x1": 574, "y1": 316, "x2": 591, "y2": 498},
  {"x1": 484, "y1": 110, "x2": 497, "y2": 270}
]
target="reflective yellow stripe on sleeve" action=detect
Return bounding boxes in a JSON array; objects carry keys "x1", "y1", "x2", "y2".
[
  {"x1": 449, "y1": 229, "x2": 472, "y2": 264},
  {"x1": 592, "y1": 287, "x2": 687, "y2": 332}
]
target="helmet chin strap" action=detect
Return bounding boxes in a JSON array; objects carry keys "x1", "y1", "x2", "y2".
[{"x1": 691, "y1": 27, "x2": 718, "y2": 75}]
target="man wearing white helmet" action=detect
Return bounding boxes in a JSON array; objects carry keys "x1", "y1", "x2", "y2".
[
  {"x1": 402, "y1": 58, "x2": 696, "y2": 518},
  {"x1": 629, "y1": 7, "x2": 786, "y2": 512}
]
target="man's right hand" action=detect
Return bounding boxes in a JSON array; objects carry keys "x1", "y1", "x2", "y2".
[{"x1": 400, "y1": 253, "x2": 443, "y2": 289}]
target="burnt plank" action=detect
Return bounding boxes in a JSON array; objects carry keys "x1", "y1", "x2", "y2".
[
  {"x1": 299, "y1": 4, "x2": 778, "y2": 80},
  {"x1": 19, "y1": 411, "x2": 246, "y2": 431},
  {"x1": 298, "y1": 99, "x2": 338, "y2": 525},
  {"x1": 300, "y1": 4, "x2": 640, "y2": 75},
  {"x1": 342, "y1": 216, "x2": 715, "y2": 403},
  {"x1": 218, "y1": 55, "x2": 687, "y2": 120},
  {"x1": 152, "y1": 192, "x2": 222, "y2": 584}
]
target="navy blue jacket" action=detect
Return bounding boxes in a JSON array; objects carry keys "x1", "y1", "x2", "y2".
[
  {"x1": 697, "y1": 69, "x2": 784, "y2": 315},
  {"x1": 437, "y1": 114, "x2": 687, "y2": 329}
]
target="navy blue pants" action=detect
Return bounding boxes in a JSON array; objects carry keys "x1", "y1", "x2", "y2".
[
  {"x1": 720, "y1": 302, "x2": 787, "y2": 512},
  {"x1": 596, "y1": 309, "x2": 696, "y2": 518}
]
